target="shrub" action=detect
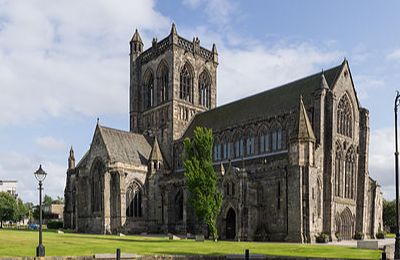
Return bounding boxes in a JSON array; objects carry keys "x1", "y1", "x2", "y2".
[
  {"x1": 316, "y1": 233, "x2": 329, "y2": 243},
  {"x1": 376, "y1": 230, "x2": 385, "y2": 239},
  {"x1": 354, "y1": 231, "x2": 364, "y2": 240},
  {"x1": 47, "y1": 220, "x2": 63, "y2": 229}
]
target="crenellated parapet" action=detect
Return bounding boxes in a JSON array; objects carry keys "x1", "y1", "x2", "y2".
[{"x1": 137, "y1": 24, "x2": 217, "y2": 65}]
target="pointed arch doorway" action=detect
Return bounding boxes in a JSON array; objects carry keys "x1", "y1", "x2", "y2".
[{"x1": 226, "y1": 208, "x2": 236, "y2": 240}]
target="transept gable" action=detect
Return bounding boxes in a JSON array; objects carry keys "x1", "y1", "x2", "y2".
[
  {"x1": 88, "y1": 123, "x2": 153, "y2": 167},
  {"x1": 330, "y1": 59, "x2": 360, "y2": 110}
]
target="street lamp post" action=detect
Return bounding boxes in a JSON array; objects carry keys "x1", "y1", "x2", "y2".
[
  {"x1": 34, "y1": 164, "x2": 47, "y2": 257},
  {"x1": 394, "y1": 91, "x2": 400, "y2": 259}
]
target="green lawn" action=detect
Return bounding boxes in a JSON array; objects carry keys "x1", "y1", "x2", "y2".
[
  {"x1": 386, "y1": 233, "x2": 395, "y2": 238},
  {"x1": 0, "y1": 229, "x2": 381, "y2": 259}
]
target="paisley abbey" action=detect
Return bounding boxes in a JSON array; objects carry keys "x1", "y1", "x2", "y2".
[{"x1": 64, "y1": 24, "x2": 383, "y2": 242}]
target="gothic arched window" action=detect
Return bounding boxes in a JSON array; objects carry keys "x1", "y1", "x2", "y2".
[
  {"x1": 258, "y1": 126, "x2": 270, "y2": 154},
  {"x1": 337, "y1": 95, "x2": 353, "y2": 137},
  {"x1": 91, "y1": 160, "x2": 104, "y2": 213},
  {"x1": 175, "y1": 190, "x2": 184, "y2": 221},
  {"x1": 335, "y1": 143, "x2": 342, "y2": 197},
  {"x1": 199, "y1": 71, "x2": 211, "y2": 108},
  {"x1": 126, "y1": 181, "x2": 143, "y2": 218},
  {"x1": 144, "y1": 72, "x2": 155, "y2": 108},
  {"x1": 157, "y1": 62, "x2": 169, "y2": 103},
  {"x1": 345, "y1": 147, "x2": 356, "y2": 199},
  {"x1": 317, "y1": 178, "x2": 322, "y2": 217},
  {"x1": 180, "y1": 63, "x2": 193, "y2": 103}
]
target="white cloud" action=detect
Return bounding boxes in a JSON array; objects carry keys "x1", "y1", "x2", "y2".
[
  {"x1": 35, "y1": 136, "x2": 66, "y2": 151},
  {"x1": 182, "y1": 0, "x2": 237, "y2": 26},
  {"x1": 0, "y1": 0, "x2": 170, "y2": 126},
  {"x1": 182, "y1": 0, "x2": 202, "y2": 8},
  {"x1": 353, "y1": 75, "x2": 385, "y2": 100},
  {"x1": 0, "y1": 151, "x2": 66, "y2": 203},
  {"x1": 217, "y1": 43, "x2": 341, "y2": 105},
  {"x1": 387, "y1": 49, "x2": 400, "y2": 61},
  {"x1": 369, "y1": 128, "x2": 395, "y2": 199}
]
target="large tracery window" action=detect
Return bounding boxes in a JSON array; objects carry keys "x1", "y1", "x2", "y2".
[
  {"x1": 126, "y1": 182, "x2": 143, "y2": 218},
  {"x1": 91, "y1": 160, "x2": 104, "y2": 213},
  {"x1": 180, "y1": 63, "x2": 193, "y2": 103},
  {"x1": 335, "y1": 143, "x2": 342, "y2": 197},
  {"x1": 199, "y1": 71, "x2": 211, "y2": 108},
  {"x1": 145, "y1": 72, "x2": 155, "y2": 108},
  {"x1": 158, "y1": 62, "x2": 169, "y2": 103},
  {"x1": 337, "y1": 95, "x2": 353, "y2": 137},
  {"x1": 344, "y1": 148, "x2": 356, "y2": 199},
  {"x1": 335, "y1": 143, "x2": 356, "y2": 200}
]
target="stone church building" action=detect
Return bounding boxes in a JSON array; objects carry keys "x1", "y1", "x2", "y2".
[{"x1": 64, "y1": 24, "x2": 383, "y2": 242}]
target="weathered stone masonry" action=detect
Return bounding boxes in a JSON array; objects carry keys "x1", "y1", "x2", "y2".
[{"x1": 64, "y1": 24, "x2": 383, "y2": 242}]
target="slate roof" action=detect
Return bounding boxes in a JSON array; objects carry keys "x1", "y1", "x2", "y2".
[
  {"x1": 183, "y1": 61, "x2": 344, "y2": 138},
  {"x1": 98, "y1": 125, "x2": 152, "y2": 166}
]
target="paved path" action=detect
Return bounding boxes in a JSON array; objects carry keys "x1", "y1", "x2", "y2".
[{"x1": 326, "y1": 238, "x2": 395, "y2": 247}]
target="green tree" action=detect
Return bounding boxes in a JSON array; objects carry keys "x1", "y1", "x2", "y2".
[
  {"x1": 0, "y1": 192, "x2": 17, "y2": 228},
  {"x1": 14, "y1": 198, "x2": 28, "y2": 222},
  {"x1": 43, "y1": 195, "x2": 53, "y2": 206},
  {"x1": 183, "y1": 127, "x2": 222, "y2": 241},
  {"x1": 383, "y1": 199, "x2": 396, "y2": 232}
]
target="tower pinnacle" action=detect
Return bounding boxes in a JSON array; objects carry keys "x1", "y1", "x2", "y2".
[
  {"x1": 68, "y1": 146, "x2": 75, "y2": 170},
  {"x1": 130, "y1": 29, "x2": 143, "y2": 55}
]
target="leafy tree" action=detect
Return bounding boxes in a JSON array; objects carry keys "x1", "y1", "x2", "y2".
[
  {"x1": 43, "y1": 195, "x2": 53, "y2": 206},
  {"x1": 24, "y1": 202, "x2": 34, "y2": 223},
  {"x1": 183, "y1": 127, "x2": 222, "y2": 241},
  {"x1": 0, "y1": 192, "x2": 17, "y2": 228},
  {"x1": 383, "y1": 199, "x2": 396, "y2": 232},
  {"x1": 14, "y1": 198, "x2": 28, "y2": 222}
]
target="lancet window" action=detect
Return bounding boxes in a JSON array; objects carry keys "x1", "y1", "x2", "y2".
[
  {"x1": 158, "y1": 62, "x2": 169, "y2": 103},
  {"x1": 91, "y1": 160, "x2": 104, "y2": 213},
  {"x1": 199, "y1": 71, "x2": 211, "y2": 108},
  {"x1": 144, "y1": 72, "x2": 155, "y2": 108},
  {"x1": 126, "y1": 182, "x2": 143, "y2": 218},
  {"x1": 337, "y1": 94, "x2": 353, "y2": 137},
  {"x1": 180, "y1": 63, "x2": 193, "y2": 103}
]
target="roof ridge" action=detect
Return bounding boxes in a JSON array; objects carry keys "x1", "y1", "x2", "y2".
[
  {"x1": 199, "y1": 63, "x2": 342, "y2": 115},
  {"x1": 99, "y1": 125, "x2": 144, "y2": 137}
]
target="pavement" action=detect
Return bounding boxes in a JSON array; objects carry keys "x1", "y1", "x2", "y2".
[{"x1": 326, "y1": 238, "x2": 395, "y2": 248}]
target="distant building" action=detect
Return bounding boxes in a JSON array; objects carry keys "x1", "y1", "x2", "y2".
[
  {"x1": 43, "y1": 203, "x2": 64, "y2": 221},
  {"x1": 0, "y1": 180, "x2": 17, "y2": 197}
]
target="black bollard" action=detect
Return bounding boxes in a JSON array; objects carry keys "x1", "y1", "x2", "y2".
[
  {"x1": 116, "y1": 248, "x2": 121, "y2": 260},
  {"x1": 381, "y1": 251, "x2": 386, "y2": 260},
  {"x1": 245, "y1": 249, "x2": 249, "y2": 260}
]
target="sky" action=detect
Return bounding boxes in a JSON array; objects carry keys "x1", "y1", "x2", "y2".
[{"x1": 0, "y1": 0, "x2": 400, "y2": 203}]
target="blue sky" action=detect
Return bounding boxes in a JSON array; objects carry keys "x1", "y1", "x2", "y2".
[{"x1": 0, "y1": 0, "x2": 399, "y2": 203}]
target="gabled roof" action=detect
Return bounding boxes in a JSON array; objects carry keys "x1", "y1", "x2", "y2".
[
  {"x1": 183, "y1": 62, "x2": 344, "y2": 138},
  {"x1": 96, "y1": 124, "x2": 152, "y2": 166}
]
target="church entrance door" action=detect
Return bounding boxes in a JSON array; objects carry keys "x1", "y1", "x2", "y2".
[
  {"x1": 336, "y1": 207, "x2": 354, "y2": 240},
  {"x1": 226, "y1": 208, "x2": 236, "y2": 240}
]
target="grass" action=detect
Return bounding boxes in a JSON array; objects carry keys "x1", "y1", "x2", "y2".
[
  {"x1": 0, "y1": 229, "x2": 381, "y2": 259},
  {"x1": 386, "y1": 233, "x2": 395, "y2": 238}
]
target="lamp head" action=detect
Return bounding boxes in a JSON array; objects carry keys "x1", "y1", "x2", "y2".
[{"x1": 34, "y1": 164, "x2": 47, "y2": 182}]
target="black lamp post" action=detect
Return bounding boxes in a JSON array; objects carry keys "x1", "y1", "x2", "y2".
[
  {"x1": 34, "y1": 164, "x2": 47, "y2": 257},
  {"x1": 394, "y1": 91, "x2": 400, "y2": 259}
]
